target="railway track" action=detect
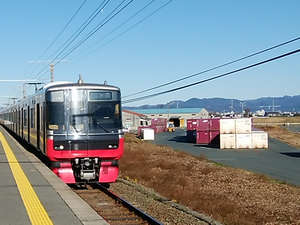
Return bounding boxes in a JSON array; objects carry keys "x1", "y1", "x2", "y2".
[{"x1": 72, "y1": 183, "x2": 163, "y2": 225}]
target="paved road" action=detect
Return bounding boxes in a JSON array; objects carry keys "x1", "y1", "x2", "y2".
[{"x1": 150, "y1": 129, "x2": 300, "y2": 186}]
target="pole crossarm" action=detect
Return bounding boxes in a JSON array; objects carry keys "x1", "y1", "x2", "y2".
[{"x1": 29, "y1": 60, "x2": 68, "y2": 82}]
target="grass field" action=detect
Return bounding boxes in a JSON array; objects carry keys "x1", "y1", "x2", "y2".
[{"x1": 253, "y1": 116, "x2": 300, "y2": 124}]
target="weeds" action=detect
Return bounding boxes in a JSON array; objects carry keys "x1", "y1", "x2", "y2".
[{"x1": 120, "y1": 133, "x2": 300, "y2": 225}]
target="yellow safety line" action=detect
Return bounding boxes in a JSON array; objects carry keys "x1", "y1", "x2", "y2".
[{"x1": 0, "y1": 132, "x2": 53, "y2": 225}]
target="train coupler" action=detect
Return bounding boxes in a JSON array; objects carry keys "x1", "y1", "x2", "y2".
[{"x1": 72, "y1": 157, "x2": 100, "y2": 181}]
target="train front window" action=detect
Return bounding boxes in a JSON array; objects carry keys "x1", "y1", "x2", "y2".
[
  {"x1": 88, "y1": 90, "x2": 122, "y2": 132},
  {"x1": 46, "y1": 91, "x2": 65, "y2": 130}
]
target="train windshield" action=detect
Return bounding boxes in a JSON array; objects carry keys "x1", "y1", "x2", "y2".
[
  {"x1": 46, "y1": 89, "x2": 122, "y2": 133},
  {"x1": 87, "y1": 90, "x2": 122, "y2": 133}
]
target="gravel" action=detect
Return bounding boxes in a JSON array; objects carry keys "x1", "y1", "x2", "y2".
[{"x1": 109, "y1": 178, "x2": 222, "y2": 225}]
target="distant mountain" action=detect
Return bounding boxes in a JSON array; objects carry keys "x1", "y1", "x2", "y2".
[{"x1": 123, "y1": 95, "x2": 300, "y2": 113}]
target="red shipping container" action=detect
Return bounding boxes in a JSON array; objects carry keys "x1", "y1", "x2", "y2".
[
  {"x1": 196, "y1": 131, "x2": 210, "y2": 144},
  {"x1": 209, "y1": 131, "x2": 220, "y2": 144},
  {"x1": 209, "y1": 118, "x2": 220, "y2": 131},
  {"x1": 151, "y1": 118, "x2": 159, "y2": 125},
  {"x1": 197, "y1": 119, "x2": 210, "y2": 131},
  {"x1": 187, "y1": 130, "x2": 196, "y2": 143},
  {"x1": 187, "y1": 119, "x2": 198, "y2": 130}
]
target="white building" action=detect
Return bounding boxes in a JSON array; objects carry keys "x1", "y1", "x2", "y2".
[{"x1": 123, "y1": 108, "x2": 209, "y2": 129}]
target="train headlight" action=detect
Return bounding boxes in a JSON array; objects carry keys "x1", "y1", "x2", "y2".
[
  {"x1": 108, "y1": 144, "x2": 118, "y2": 149},
  {"x1": 54, "y1": 145, "x2": 65, "y2": 150}
]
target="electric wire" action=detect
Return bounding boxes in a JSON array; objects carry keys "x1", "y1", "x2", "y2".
[
  {"x1": 32, "y1": 0, "x2": 132, "y2": 82},
  {"x1": 49, "y1": 0, "x2": 111, "y2": 63},
  {"x1": 35, "y1": 0, "x2": 87, "y2": 62},
  {"x1": 67, "y1": 0, "x2": 172, "y2": 65},
  {"x1": 122, "y1": 48, "x2": 300, "y2": 104},
  {"x1": 57, "y1": 0, "x2": 134, "y2": 61},
  {"x1": 16, "y1": 1, "x2": 87, "y2": 97},
  {"x1": 123, "y1": 36, "x2": 300, "y2": 98},
  {"x1": 29, "y1": 0, "x2": 171, "y2": 83},
  {"x1": 28, "y1": 0, "x2": 109, "y2": 82}
]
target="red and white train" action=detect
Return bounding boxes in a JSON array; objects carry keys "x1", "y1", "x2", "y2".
[{"x1": 0, "y1": 76, "x2": 124, "y2": 184}]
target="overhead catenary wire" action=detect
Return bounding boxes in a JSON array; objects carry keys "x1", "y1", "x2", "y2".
[
  {"x1": 28, "y1": 0, "x2": 172, "y2": 84},
  {"x1": 66, "y1": 0, "x2": 172, "y2": 65},
  {"x1": 56, "y1": 0, "x2": 134, "y2": 61},
  {"x1": 16, "y1": 1, "x2": 87, "y2": 97},
  {"x1": 35, "y1": 0, "x2": 87, "y2": 62},
  {"x1": 122, "y1": 48, "x2": 300, "y2": 104},
  {"x1": 33, "y1": 0, "x2": 134, "y2": 82},
  {"x1": 123, "y1": 36, "x2": 300, "y2": 99},
  {"x1": 28, "y1": 0, "x2": 109, "y2": 82},
  {"x1": 49, "y1": 0, "x2": 112, "y2": 63}
]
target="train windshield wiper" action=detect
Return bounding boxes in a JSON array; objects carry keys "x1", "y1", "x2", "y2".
[
  {"x1": 93, "y1": 121, "x2": 110, "y2": 133},
  {"x1": 71, "y1": 116, "x2": 79, "y2": 133}
]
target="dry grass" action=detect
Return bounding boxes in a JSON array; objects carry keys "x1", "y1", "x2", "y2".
[
  {"x1": 119, "y1": 128, "x2": 300, "y2": 225},
  {"x1": 253, "y1": 116, "x2": 300, "y2": 124}
]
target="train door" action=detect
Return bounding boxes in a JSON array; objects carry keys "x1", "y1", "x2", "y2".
[
  {"x1": 15, "y1": 110, "x2": 17, "y2": 133},
  {"x1": 36, "y1": 103, "x2": 40, "y2": 150},
  {"x1": 21, "y1": 108, "x2": 24, "y2": 138},
  {"x1": 13, "y1": 110, "x2": 16, "y2": 133},
  {"x1": 18, "y1": 110, "x2": 21, "y2": 136},
  {"x1": 27, "y1": 105, "x2": 30, "y2": 142},
  {"x1": 42, "y1": 103, "x2": 46, "y2": 153}
]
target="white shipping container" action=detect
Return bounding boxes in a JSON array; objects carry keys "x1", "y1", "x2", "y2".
[
  {"x1": 141, "y1": 128, "x2": 155, "y2": 140},
  {"x1": 220, "y1": 134, "x2": 236, "y2": 149},
  {"x1": 220, "y1": 118, "x2": 236, "y2": 134},
  {"x1": 236, "y1": 133, "x2": 252, "y2": 149},
  {"x1": 251, "y1": 131, "x2": 268, "y2": 149},
  {"x1": 235, "y1": 118, "x2": 252, "y2": 134}
]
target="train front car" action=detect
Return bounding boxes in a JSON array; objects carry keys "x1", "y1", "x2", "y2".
[{"x1": 45, "y1": 81, "x2": 124, "y2": 184}]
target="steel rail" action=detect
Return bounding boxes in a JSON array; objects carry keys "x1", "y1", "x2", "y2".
[{"x1": 97, "y1": 183, "x2": 163, "y2": 225}]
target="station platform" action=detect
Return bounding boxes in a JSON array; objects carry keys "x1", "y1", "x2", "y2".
[{"x1": 0, "y1": 126, "x2": 109, "y2": 225}]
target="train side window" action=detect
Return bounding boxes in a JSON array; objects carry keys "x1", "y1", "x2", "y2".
[
  {"x1": 46, "y1": 102, "x2": 65, "y2": 130},
  {"x1": 30, "y1": 108, "x2": 35, "y2": 128},
  {"x1": 46, "y1": 91, "x2": 65, "y2": 130},
  {"x1": 24, "y1": 109, "x2": 27, "y2": 127}
]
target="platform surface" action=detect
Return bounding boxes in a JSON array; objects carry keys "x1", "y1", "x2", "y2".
[{"x1": 0, "y1": 126, "x2": 109, "y2": 225}]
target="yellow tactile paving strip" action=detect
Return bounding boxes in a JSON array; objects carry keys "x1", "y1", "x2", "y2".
[{"x1": 0, "y1": 132, "x2": 53, "y2": 225}]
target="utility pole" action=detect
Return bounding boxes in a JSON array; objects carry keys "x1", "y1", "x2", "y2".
[
  {"x1": 23, "y1": 82, "x2": 43, "y2": 98},
  {"x1": 27, "y1": 82, "x2": 43, "y2": 92},
  {"x1": 240, "y1": 102, "x2": 246, "y2": 117},
  {"x1": 0, "y1": 80, "x2": 40, "y2": 105},
  {"x1": 9, "y1": 97, "x2": 18, "y2": 104},
  {"x1": 229, "y1": 100, "x2": 234, "y2": 112},
  {"x1": 29, "y1": 60, "x2": 67, "y2": 82}
]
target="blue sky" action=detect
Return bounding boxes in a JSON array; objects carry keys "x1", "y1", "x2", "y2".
[{"x1": 1, "y1": 1, "x2": 300, "y2": 107}]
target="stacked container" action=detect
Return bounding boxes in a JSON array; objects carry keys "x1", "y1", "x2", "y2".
[
  {"x1": 150, "y1": 118, "x2": 168, "y2": 133},
  {"x1": 187, "y1": 117, "x2": 268, "y2": 149},
  {"x1": 138, "y1": 118, "x2": 168, "y2": 136},
  {"x1": 251, "y1": 130, "x2": 268, "y2": 148},
  {"x1": 220, "y1": 118, "x2": 236, "y2": 149},
  {"x1": 196, "y1": 119, "x2": 210, "y2": 144},
  {"x1": 219, "y1": 117, "x2": 268, "y2": 149},
  {"x1": 186, "y1": 118, "x2": 221, "y2": 145},
  {"x1": 186, "y1": 130, "x2": 196, "y2": 143},
  {"x1": 234, "y1": 118, "x2": 252, "y2": 149}
]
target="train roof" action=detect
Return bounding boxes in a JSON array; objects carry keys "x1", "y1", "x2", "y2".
[{"x1": 41, "y1": 81, "x2": 120, "y2": 92}]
